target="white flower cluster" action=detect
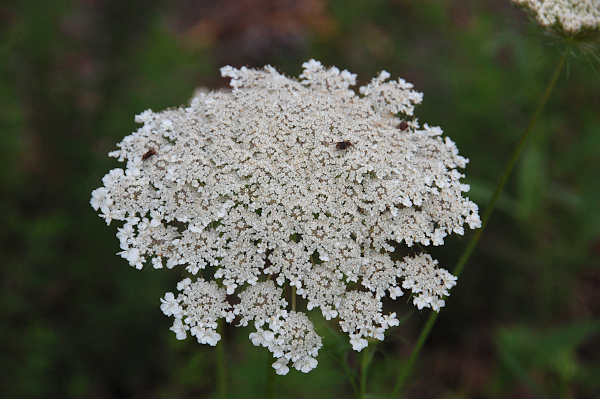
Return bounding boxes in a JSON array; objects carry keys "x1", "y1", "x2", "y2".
[
  {"x1": 512, "y1": 0, "x2": 600, "y2": 35},
  {"x1": 91, "y1": 60, "x2": 480, "y2": 374},
  {"x1": 160, "y1": 278, "x2": 233, "y2": 345}
]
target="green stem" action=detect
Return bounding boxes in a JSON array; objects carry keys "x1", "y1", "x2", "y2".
[
  {"x1": 359, "y1": 345, "x2": 371, "y2": 399},
  {"x1": 292, "y1": 286, "x2": 296, "y2": 312},
  {"x1": 264, "y1": 353, "x2": 276, "y2": 399},
  {"x1": 339, "y1": 352, "x2": 360, "y2": 398},
  {"x1": 216, "y1": 319, "x2": 227, "y2": 399},
  {"x1": 389, "y1": 55, "x2": 566, "y2": 399},
  {"x1": 389, "y1": 309, "x2": 439, "y2": 398},
  {"x1": 323, "y1": 323, "x2": 360, "y2": 397},
  {"x1": 453, "y1": 54, "x2": 565, "y2": 280}
]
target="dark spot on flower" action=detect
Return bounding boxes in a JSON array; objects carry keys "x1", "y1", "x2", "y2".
[
  {"x1": 335, "y1": 141, "x2": 353, "y2": 150},
  {"x1": 142, "y1": 149, "x2": 157, "y2": 161}
]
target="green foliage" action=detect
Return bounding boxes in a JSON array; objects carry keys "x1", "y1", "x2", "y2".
[
  {"x1": 1, "y1": 0, "x2": 599, "y2": 398},
  {"x1": 493, "y1": 321, "x2": 600, "y2": 398}
]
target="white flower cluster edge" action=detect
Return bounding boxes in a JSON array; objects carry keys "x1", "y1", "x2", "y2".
[
  {"x1": 512, "y1": 0, "x2": 600, "y2": 35},
  {"x1": 91, "y1": 60, "x2": 481, "y2": 375}
]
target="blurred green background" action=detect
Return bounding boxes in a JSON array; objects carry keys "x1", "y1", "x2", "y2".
[{"x1": 1, "y1": 0, "x2": 599, "y2": 398}]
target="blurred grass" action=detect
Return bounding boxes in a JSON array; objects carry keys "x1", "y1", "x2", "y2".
[{"x1": 1, "y1": 0, "x2": 599, "y2": 398}]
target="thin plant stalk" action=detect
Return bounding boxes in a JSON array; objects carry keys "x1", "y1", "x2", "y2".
[
  {"x1": 389, "y1": 55, "x2": 566, "y2": 399},
  {"x1": 216, "y1": 319, "x2": 227, "y2": 399},
  {"x1": 292, "y1": 286, "x2": 297, "y2": 312},
  {"x1": 265, "y1": 353, "x2": 276, "y2": 399},
  {"x1": 340, "y1": 352, "x2": 360, "y2": 398},
  {"x1": 360, "y1": 345, "x2": 371, "y2": 399},
  {"x1": 323, "y1": 322, "x2": 360, "y2": 397}
]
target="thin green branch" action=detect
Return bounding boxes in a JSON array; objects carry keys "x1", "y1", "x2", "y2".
[
  {"x1": 264, "y1": 353, "x2": 276, "y2": 399},
  {"x1": 453, "y1": 54, "x2": 565, "y2": 280},
  {"x1": 216, "y1": 319, "x2": 227, "y2": 399},
  {"x1": 360, "y1": 345, "x2": 371, "y2": 399},
  {"x1": 323, "y1": 323, "x2": 360, "y2": 397},
  {"x1": 339, "y1": 351, "x2": 360, "y2": 398},
  {"x1": 389, "y1": 55, "x2": 566, "y2": 399},
  {"x1": 292, "y1": 286, "x2": 297, "y2": 312}
]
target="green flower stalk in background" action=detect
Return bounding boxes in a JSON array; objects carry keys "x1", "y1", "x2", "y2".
[
  {"x1": 391, "y1": 1, "x2": 599, "y2": 397},
  {"x1": 91, "y1": 60, "x2": 480, "y2": 377},
  {"x1": 512, "y1": 0, "x2": 600, "y2": 36},
  {"x1": 512, "y1": 0, "x2": 600, "y2": 70}
]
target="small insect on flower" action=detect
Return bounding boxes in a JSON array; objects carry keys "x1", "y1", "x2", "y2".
[
  {"x1": 142, "y1": 149, "x2": 157, "y2": 161},
  {"x1": 397, "y1": 121, "x2": 409, "y2": 131},
  {"x1": 335, "y1": 140, "x2": 353, "y2": 150}
]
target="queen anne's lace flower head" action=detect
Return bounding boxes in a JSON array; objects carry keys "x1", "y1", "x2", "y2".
[
  {"x1": 91, "y1": 60, "x2": 481, "y2": 374},
  {"x1": 512, "y1": 0, "x2": 600, "y2": 35}
]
